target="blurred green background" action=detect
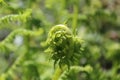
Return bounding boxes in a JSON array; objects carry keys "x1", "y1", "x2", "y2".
[{"x1": 0, "y1": 0, "x2": 120, "y2": 80}]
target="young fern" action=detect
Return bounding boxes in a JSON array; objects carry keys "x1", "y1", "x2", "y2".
[
  {"x1": 0, "y1": 9, "x2": 32, "y2": 24},
  {"x1": 0, "y1": 47, "x2": 27, "y2": 80},
  {"x1": 0, "y1": 28, "x2": 43, "y2": 80},
  {"x1": 59, "y1": 65, "x2": 93, "y2": 80},
  {"x1": 0, "y1": 8, "x2": 42, "y2": 80},
  {"x1": 46, "y1": 24, "x2": 83, "y2": 69},
  {"x1": 0, "y1": 29, "x2": 43, "y2": 53}
]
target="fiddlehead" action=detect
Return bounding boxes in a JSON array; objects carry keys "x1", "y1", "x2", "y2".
[{"x1": 46, "y1": 24, "x2": 83, "y2": 68}]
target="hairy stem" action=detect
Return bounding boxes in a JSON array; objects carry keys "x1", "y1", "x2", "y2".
[
  {"x1": 52, "y1": 67, "x2": 62, "y2": 80},
  {"x1": 52, "y1": 66, "x2": 67, "y2": 80}
]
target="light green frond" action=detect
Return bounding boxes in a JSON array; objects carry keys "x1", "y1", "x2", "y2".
[
  {"x1": 0, "y1": 9, "x2": 32, "y2": 24},
  {"x1": 0, "y1": 28, "x2": 43, "y2": 53},
  {"x1": 59, "y1": 65, "x2": 93, "y2": 80}
]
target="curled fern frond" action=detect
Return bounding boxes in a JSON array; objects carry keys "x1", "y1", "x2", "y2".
[
  {"x1": 59, "y1": 65, "x2": 93, "y2": 80},
  {"x1": 46, "y1": 24, "x2": 83, "y2": 68},
  {"x1": 0, "y1": 9, "x2": 32, "y2": 24}
]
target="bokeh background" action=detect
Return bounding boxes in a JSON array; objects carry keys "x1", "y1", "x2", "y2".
[{"x1": 0, "y1": 0, "x2": 120, "y2": 80}]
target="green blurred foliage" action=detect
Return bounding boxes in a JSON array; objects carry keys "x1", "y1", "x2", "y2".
[{"x1": 0, "y1": 0, "x2": 120, "y2": 80}]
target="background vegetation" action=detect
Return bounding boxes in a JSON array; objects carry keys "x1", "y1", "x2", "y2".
[{"x1": 0, "y1": 0, "x2": 120, "y2": 80}]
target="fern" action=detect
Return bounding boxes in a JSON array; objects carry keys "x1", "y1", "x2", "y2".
[
  {"x1": 0, "y1": 45, "x2": 27, "y2": 80},
  {"x1": 46, "y1": 24, "x2": 84, "y2": 69},
  {"x1": 0, "y1": 28, "x2": 43, "y2": 53},
  {"x1": 0, "y1": 28, "x2": 43, "y2": 79},
  {"x1": 59, "y1": 65, "x2": 93, "y2": 80},
  {"x1": 0, "y1": 9, "x2": 32, "y2": 24}
]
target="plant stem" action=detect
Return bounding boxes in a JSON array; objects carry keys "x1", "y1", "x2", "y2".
[
  {"x1": 52, "y1": 67, "x2": 62, "y2": 80},
  {"x1": 72, "y1": 3, "x2": 78, "y2": 36},
  {"x1": 52, "y1": 66, "x2": 67, "y2": 80}
]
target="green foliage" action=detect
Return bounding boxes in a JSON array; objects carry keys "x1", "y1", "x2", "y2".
[{"x1": 0, "y1": 0, "x2": 120, "y2": 80}]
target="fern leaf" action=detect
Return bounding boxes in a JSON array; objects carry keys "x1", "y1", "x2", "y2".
[
  {"x1": 0, "y1": 9, "x2": 32, "y2": 24},
  {"x1": 0, "y1": 28, "x2": 43, "y2": 53},
  {"x1": 59, "y1": 65, "x2": 93, "y2": 80}
]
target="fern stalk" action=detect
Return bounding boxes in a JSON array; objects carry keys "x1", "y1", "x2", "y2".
[{"x1": 72, "y1": 2, "x2": 78, "y2": 36}]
